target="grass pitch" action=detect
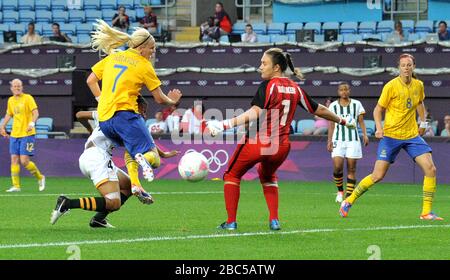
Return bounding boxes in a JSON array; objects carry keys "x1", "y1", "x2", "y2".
[{"x1": 0, "y1": 177, "x2": 449, "y2": 260}]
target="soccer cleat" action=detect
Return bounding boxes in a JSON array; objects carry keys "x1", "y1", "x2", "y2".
[
  {"x1": 131, "y1": 185, "x2": 154, "y2": 205},
  {"x1": 420, "y1": 212, "x2": 444, "y2": 221},
  {"x1": 50, "y1": 195, "x2": 70, "y2": 225},
  {"x1": 135, "y1": 153, "x2": 154, "y2": 182},
  {"x1": 38, "y1": 175, "x2": 46, "y2": 192},
  {"x1": 269, "y1": 219, "x2": 281, "y2": 231},
  {"x1": 89, "y1": 217, "x2": 115, "y2": 228},
  {"x1": 339, "y1": 200, "x2": 352, "y2": 218},
  {"x1": 218, "y1": 221, "x2": 237, "y2": 230},
  {"x1": 6, "y1": 186, "x2": 21, "y2": 192},
  {"x1": 335, "y1": 191, "x2": 344, "y2": 203}
]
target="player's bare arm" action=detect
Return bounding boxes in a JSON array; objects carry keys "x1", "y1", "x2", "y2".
[
  {"x1": 76, "y1": 111, "x2": 95, "y2": 134},
  {"x1": 327, "y1": 119, "x2": 335, "y2": 152},
  {"x1": 373, "y1": 104, "x2": 385, "y2": 139},
  {"x1": 417, "y1": 101, "x2": 427, "y2": 136},
  {"x1": 358, "y1": 114, "x2": 369, "y2": 146},
  {"x1": 0, "y1": 114, "x2": 12, "y2": 138},
  {"x1": 314, "y1": 104, "x2": 355, "y2": 128},
  {"x1": 27, "y1": 109, "x2": 39, "y2": 132},
  {"x1": 86, "y1": 72, "x2": 101, "y2": 100},
  {"x1": 156, "y1": 146, "x2": 180, "y2": 158},
  {"x1": 151, "y1": 87, "x2": 182, "y2": 106}
]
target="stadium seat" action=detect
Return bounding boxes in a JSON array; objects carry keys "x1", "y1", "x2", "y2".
[
  {"x1": 59, "y1": 23, "x2": 77, "y2": 36},
  {"x1": 9, "y1": 23, "x2": 26, "y2": 36},
  {"x1": 84, "y1": 0, "x2": 101, "y2": 10},
  {"x1": 415, "y1": 20, "x2": 434, "y2": 33},
  {"x1": 343, "y1": 33, "x2": 363, "y2": 42},
  {"x1": 3, "y1": 11, "x2": 19, "y2": 23},
  {"x1": 19, "y1": 11, "x2": 35, "y2": 23},
  {"x1": 322, "y1": 21, "x2": 340, "y2": 32},
  {"x1": 69, "y1": 9, "x2": 86, "y2": 23},
  {"x1": 53, "y1": 10, "x2": 69, "y2": 23},
  {"x1": 135, "y1": 7, "x2": 145, "y2": 19},
  {"x1": 287, "y1": 33, "x2": 296, "y2": 42},
  {"x1": 102, "y1": 9, "x2": 117, "y2": 22},
  {"x1": 127, "y1": 9, "x2": 136, "y2": 22},
  {"x1": 358, "y1": 21, "x2": 377, "y2": 34},
  {"x1": 0, "y1": 12, "x2": 3, "y2": 23},
  {"x1": 364, "y1": 120, "x2": 375, "y2": 136},
  {"x1": 36, "y1": 118, "x2": 54, "y2": 131},
  {"x1": 290, "y1": 120, "x2": 296, "y2": 134},
  {"x1": 77, "y1": 23, "x2": 94, "y2": 35},
  {"x1": 0, "y1": 118, "x2": 14, "y2": 133},
  {"x1": 340, "y1": 21, "x2": 358, "y2": 34},
  {"x1": 146, "y1": 118, "x2": 157, "y2": 127},
  {"x1": 377, "y1": 20, "x2": 395, "y2": 33},
  {"x1": 69, "y1": 35, "x2": 78, "y2": 43},
  {"x1": 151, "y1": 0, "x2": 162, "y2": 5},
  {"x1": 400, "y1": 20, "x2": 415, "y2": 33},
  {"x1": 42, "y1": 24, "x2": 54, "y2": 36},
  {"x1": 52, "y1": 0, "x2": 68, "y2": 11},
  {"x1": 33, "y1": 23, "x2": 44, "y2": 35},
  {"x1": 361, "y1": 33, "x2": 382, "y2": 41},
  {"x1": 2, "y1": 0, "x2": 18, "y2": 11},
  {"x1": 78, "y1": 34, "x2": 92, "y2": 44},
  {"x1": 407, "y1": 32, "x2": 420, "y2": 42},
  {"x1": 270, "y1": 34, "x2": 289, "y2": 43},
  {"x1": 256, "y1": 34, "x2": 270, "y2": 43},
  {"x1": 133, "y1": 0, "x2": 143, "y2": 9},
  {"x1": 101, "y1": 0, "x2": 117, "y2": 10},
  {"x1": 252, "y1": 22, "x2": 267, "y2": 35},
  {"x1": 219, "y1": 35, "x2": 229, "y2": 43},
  {"x1": 416, "y1": 32, "x2": 429, "y2": 40},
  {"x1": 36, "y1": 10, "x2": 53, "y2": 23},
  {"x1": 18, "y1": 0, "x2": 34, "y2": 11},
  {"x1": 36, "y1": 130, "x2": 49, "y2": 139},
  {"x1": 314, "y1": 34, "x2": 325, "y2": 43},
  {"x1": 85, "y1": 10, "x2": 103, "y2": 23},
  {"x1": 267, "y1": 23, "x2": 285, "y2": 35},
  {"x1": 231, "y1": 22, "x2": 246, "y2": 35},
  {"x1": 35, "y1": 0, "x2": 52, "y2": 11},
  {"x1": 296, "y1": 119, "x2": 315, "y2": 135},
  {"x1": 117, "y1": 0, "x2": 134, "y2": 10},
  {"x1": 303, "y1": 22, "x2": 321, "y2": 34},
  {"x1": 285, "y1": 22, "x2": 303, "y2": 35}
]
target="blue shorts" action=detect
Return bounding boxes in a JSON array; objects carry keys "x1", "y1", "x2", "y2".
[
  {"x1": 99, "y1": 111, "x2": 155, "y2": 158},
  {"x1": 377, "y1": 136, "x2": 432, "y2": 163},
  {"x1": 9, "y1": 135, "x2": 36, "y2": 156}
]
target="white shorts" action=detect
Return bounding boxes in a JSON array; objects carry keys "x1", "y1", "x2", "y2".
[
  {"x1": 79, "y1": 147, "x2": 118, "y2": 188},
  {"x1": 331, "y1": 140, "x2": 362, "y2": 159}
]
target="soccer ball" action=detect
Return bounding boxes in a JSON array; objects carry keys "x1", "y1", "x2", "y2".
[{"x1": 178, "y1": 152, "x2": 209, "y2": 182}]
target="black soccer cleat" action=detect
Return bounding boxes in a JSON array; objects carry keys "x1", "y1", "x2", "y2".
[
  {"x1": 89, "y1": 217, "x2": 115, "y2": 228},
  {"x1": 50, "y1": 195, "x2": 70, "y2": 225}
]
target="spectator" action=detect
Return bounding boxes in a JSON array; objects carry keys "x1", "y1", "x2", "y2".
[
  {"x1": 49, "y1": 23, "x2": 72, "y2": 43},
  {"x1": 112, "y1": 5, "x2": 130, "y2": 33},
  {"x1": 21, "y1": 22, "x2": 42, "y2": 44},
  {"x1": 148, "y1": 111, "x2": 167, "y2": 136},
  {"x1": 440, "y1": 115, "x2": 450, "y2": 137},
  {"x1": 162, "y1": 104, "x2": 181, "y2": 132},
  {"x1": 241, "y1": 24, "x2": 257, "y2": 43},
  {"x1": 180, "y1": 103, "x2": 205, "y2": 135},
  {"x1": 389, "y1": 21, "x2": 408, "y2": 42},
  {"x1": 200, "y1": 16, "x2": 220, "y2": 42},
  {"x1": 303, "y1": 98, "x2": 333, "y2": 136},
  {"x1": 437, "y1": 21, "x2": 450, "y2": 41},
  {"x1": 214, "y1": 2, "x2": 232, "y2": 36},
  {"x1": 139, "y1": 6, "x2": 158, "y2": 35}
]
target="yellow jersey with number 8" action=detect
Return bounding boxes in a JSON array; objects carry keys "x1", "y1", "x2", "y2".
[
  {"x1": 92, "y1": 48, "x2": 161, "y2": 122},
  {"x1": 7, "y1": 93, "x2": 37, "y2": 138},
  {"x1": 378, "y1": 77, "x2": 424, "y2": 140}
]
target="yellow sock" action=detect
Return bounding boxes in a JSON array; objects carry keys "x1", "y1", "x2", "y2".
[
  {"x1": 143, "y1": 150, "x2": 160, "y2": 169},
  {"x1": 347, "y1": 175, "x2": 375, "y2": 204},
  {"x1": 422, "y1": 176, "x2": 436, "y2": 216},
  {"x1": 124, "y1": 151, "x2": 142, "y2": 187},
  {"x1": 24, "y1": 161, "x2": 43, "y2": 180},
  {"x1": 11, "y1": 164, "x2": 20, "y2": 188}
]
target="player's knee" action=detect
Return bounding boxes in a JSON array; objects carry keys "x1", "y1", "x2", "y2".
[
  {"x1": 426, "y1": 164, "x2": 437, "y2": 177},
  {"x1": 19, "y1": 158, "x2": 29, "y2": 166},
  {"x1": 106, "y1": 198, "x2": 121, "y2": 211},
  {"x1": 347, "y1": 166, "x2": 357, "y2": 174},
  {"x1": 333, "y1": 168, "x2": 343, "y2": 175},
  {"x1": 223, "y1": 173, "x2": 240, "y2": 185},
  {"x1": 371, "y1": 173, "x2": 384, "y2": 183}
]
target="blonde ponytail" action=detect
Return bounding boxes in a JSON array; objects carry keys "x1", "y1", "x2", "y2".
[{"x1": 91, "y1": 19, "x2": 131, "y2": 54}]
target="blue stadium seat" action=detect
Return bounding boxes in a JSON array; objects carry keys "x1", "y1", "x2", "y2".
[
  {"x1": 42, "y1": 24, "x2": 54, "y2": 36},
  {"x1": 52, "y1": 0, "x2": 67, "y2": 11},
  {"x1": 285, "y1": 22, "x2": 303, "y2": 34},
  {"x1": 33, "y1": 23, "x2": 44, "y2": 35},
  {"x1": 35, "y1": 0, "x2": 52, "y2": 11},
  {"x1": 256, "y1": 34, "x2": 270, "y2": 43},
  {"x1": 135, "y1": 7, "x2": 145, "y2": 18},
  {"x1": 146, "y1": 118, "x2": 157, "y2": 127},
  {"x1": 69, "y1": 35, "x2": 78, "y2": 43},
  {"x1": 53, "y1": 10, "x2": 69, "y2": 23},
  {"x1": 9, "y1": 23, "x2": 26, "y2": 36},
  {"x1": 59, "y1": 23, "x2": 76, "y2": 35},
  {"x1": 36, "y1": 118, "x2": 53, "y2": 131},
  {"x1": 85, "y1": 10, "x2": 103, "y2": 23},
  {"x1": 219, "y1": 35, "x2": 229, "y2": 43},
  {"x1": 252, "y1": 22, "x2": 267, "y2": 35},
  {"x1": 18, "y1": 0, "x2": 34, "y2": 11},
  {"x1": 69, "y1": 9, "x2": 86, "y2": 23},
  {"x1": 304, "y1": 22, "x2": 321, "y2": 34},
  {"x1": 0, "y1": 12, "x2": 3, "y2": 23},
  {"x1": 361, "y1": 33, "x2": 382, "y2": 41},
  {"x1": 231, "y1": 22, "x2": 246, "y2": 35},
  {"x1": 3, "y1": 11, "x2": 19, "y2": 23},
  {"x1": 2, "y1": 0, "x2": 18, "y2": 11},
  {"x1": 364, "y1": 120, "x2": 375, "y2": 136},
  {"x1": 287, "y1": 33, "x2": 296, "y2": 42},
  {"x1": 134, "y1": 0, "x2": 143, "y2": 9},
  {"x1": 407, "y1": 32, "x2": 420, "y2": 42},
  {"x1": 77, "y1": 23, "x2": 94, "y2": 34},
  {"x1": 416, "y1": 32, "x2": 429, "y2": 40},
  {"x1": 296, "y1": 119, "x2": 315, "y2": 135},
  {"x1": 290, "y1": 120, "x2": 296, "y2": 134},
  {"x1": 78, "y1": 34, "x2": 92, "y2": 44},
  {"x1": 36, "y1": 130, "x2": 49, "y2": 139},
  {"x1": 322, "y1": 21, "x2": 339, "y2": 32},
  {"x1": 314, "y1": 34, "x2": 325, "y2": 43},
  {"x1": 270, "y1": 34, "x2": 289, "y2": 43},
  {"x1": 415, "y1": 20, "x2": 434, "y2": 33},
  {"x1": 267, "y1": 23, "x2": 285, "y2": 35},
  {"x1": 343, "y1": 33, "x2": 362, "y2": 42},
  {"x1": 358, "y1": 21, "x2": 377, "y2": 34},
  {"x1": 19, "y1": 11, "x2": 35, "y2": 23},
  {"x1": 101, "y1": 0, "x2": 117, "y2": 10},
  {"x1": 102, "y1": 9, "x2": 117, "y2": 22},
  {"x1": 400, "y1": 20, "x2": 415, "y2": 33},
  {"x1": 377, "y1": 20, "x2": 394, "y2": 33},
  {"x1": 36, "y1": 10, "x2": 53, "y2": 23},
  {"x1": 118, "y1": 0, "x2": 134, "y2": 10},
  {"x1": 340, "y1": 21, "x2": 358, "y2": 34},
  {"x1": 151, "y1": 0, "x2": 162, "y2": 5},
  {"x1": 127, "y1": 9, "x2": 136, "y2": 22},
  {"x1": 84, "y1": 0, "x2": 101, "y2": 10}
]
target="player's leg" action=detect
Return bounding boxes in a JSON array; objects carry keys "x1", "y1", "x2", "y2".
[
  {"x1": 345, "y1": 158, "x2": 357, "y2": 198},
  {"x1": 332, "y1": 157, "x2": 345, "y2": 203},
  {"x1": 415, "y1": 153, "x2": 442, "y2": 220},
  {"x1": 19, "y1": 136, "x2": 45, "y2": 191},
  {"x1": 6, "y1": 137, "x2": 21, "y2": 192}
]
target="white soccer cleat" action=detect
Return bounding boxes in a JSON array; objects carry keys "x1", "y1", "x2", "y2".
[
  {"x1": 38, "y1": 175, "x2": 46, "y2": 192},
  {"x1": 135, "y1": 153, "x2": 154, "y2": 182},
  {"x1": 131, "y1": 185, "x2": 154, "y2": 205},
  {"x1": 50, "y1": 195, "x2": 70, "y2": 225},
  {"x1": 335, "y1": 191, "x2": 344, "y2": 203},
  {"x1": 6, "y1": 186, "x2": 21, "y2": 192}
]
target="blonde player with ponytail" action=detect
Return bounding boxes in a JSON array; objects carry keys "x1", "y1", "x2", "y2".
[{"x1": 86, "y1": 20, "x2": 181, "y2": 199}]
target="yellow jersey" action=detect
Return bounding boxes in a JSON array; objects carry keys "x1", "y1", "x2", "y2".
[
  {"x1": 92, "y1": 48, "x2": 161, "y2": 121},
  {"x1": 6, "y1": 93, "x2": 37, "y2": 138},
  {"x1": 378, "y1": 77, "x2": 424, "y2": 140}
]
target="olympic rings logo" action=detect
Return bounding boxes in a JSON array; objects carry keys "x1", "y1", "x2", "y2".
[{"x1": 184, "y1": 149, "x2": 229, "y2": 173}]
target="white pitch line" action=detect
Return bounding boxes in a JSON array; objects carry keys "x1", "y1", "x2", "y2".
[
  {"x1": 1, "y1": 224, "x2": 449, "y2": 250},
  {"x1": 0, "y1": 191, "x2": 224, "y2": 197}
]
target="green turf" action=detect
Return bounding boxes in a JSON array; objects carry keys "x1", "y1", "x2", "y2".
[{"x1": 0, "y1": 176, "x2": 449, "y2": 260}]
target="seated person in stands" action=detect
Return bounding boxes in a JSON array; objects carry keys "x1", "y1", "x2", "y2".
[
  {"x1": 21, "y1": 22, "x2": 42, "y2": 44},
  {"x1": 112, "y1": 5, "x2": 130, "y2": 33},
  {"x1": 200, "y1": 16, "x2": 220, "y2": 42},
  {"x1": 180, "y1": 102, "x2": 205, "y2": 135},
  {"x1": 49, "y1": 23, "x2": 72, "y2": 43},
  {"x1": 241, "y1": 24, "x2": 257, "y2": 43},
  {"x1": 438, "y1": 21, "x2": 450, "y2": 41},
  {"x1": 139, "y1": 6, "x2": 158, "y2": 35},
  {"x1": 389, "y1": 21, "x2": 407, "y2": 42},
  {"x1": 214, "y1": 2, "x2": 232, "y2": 36},
  {"x1": 163, "y1": 104, "x2": 182, "y2": 132},
  {"x1": 148, "y1": 111, "x2": 167, "y2": 136},
  {"x1": 303, "y1": 98, "x2": 333, "y2": 136},
  {"x1": 440, "y1": 115, "x2": 450, "y2": 137}
]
